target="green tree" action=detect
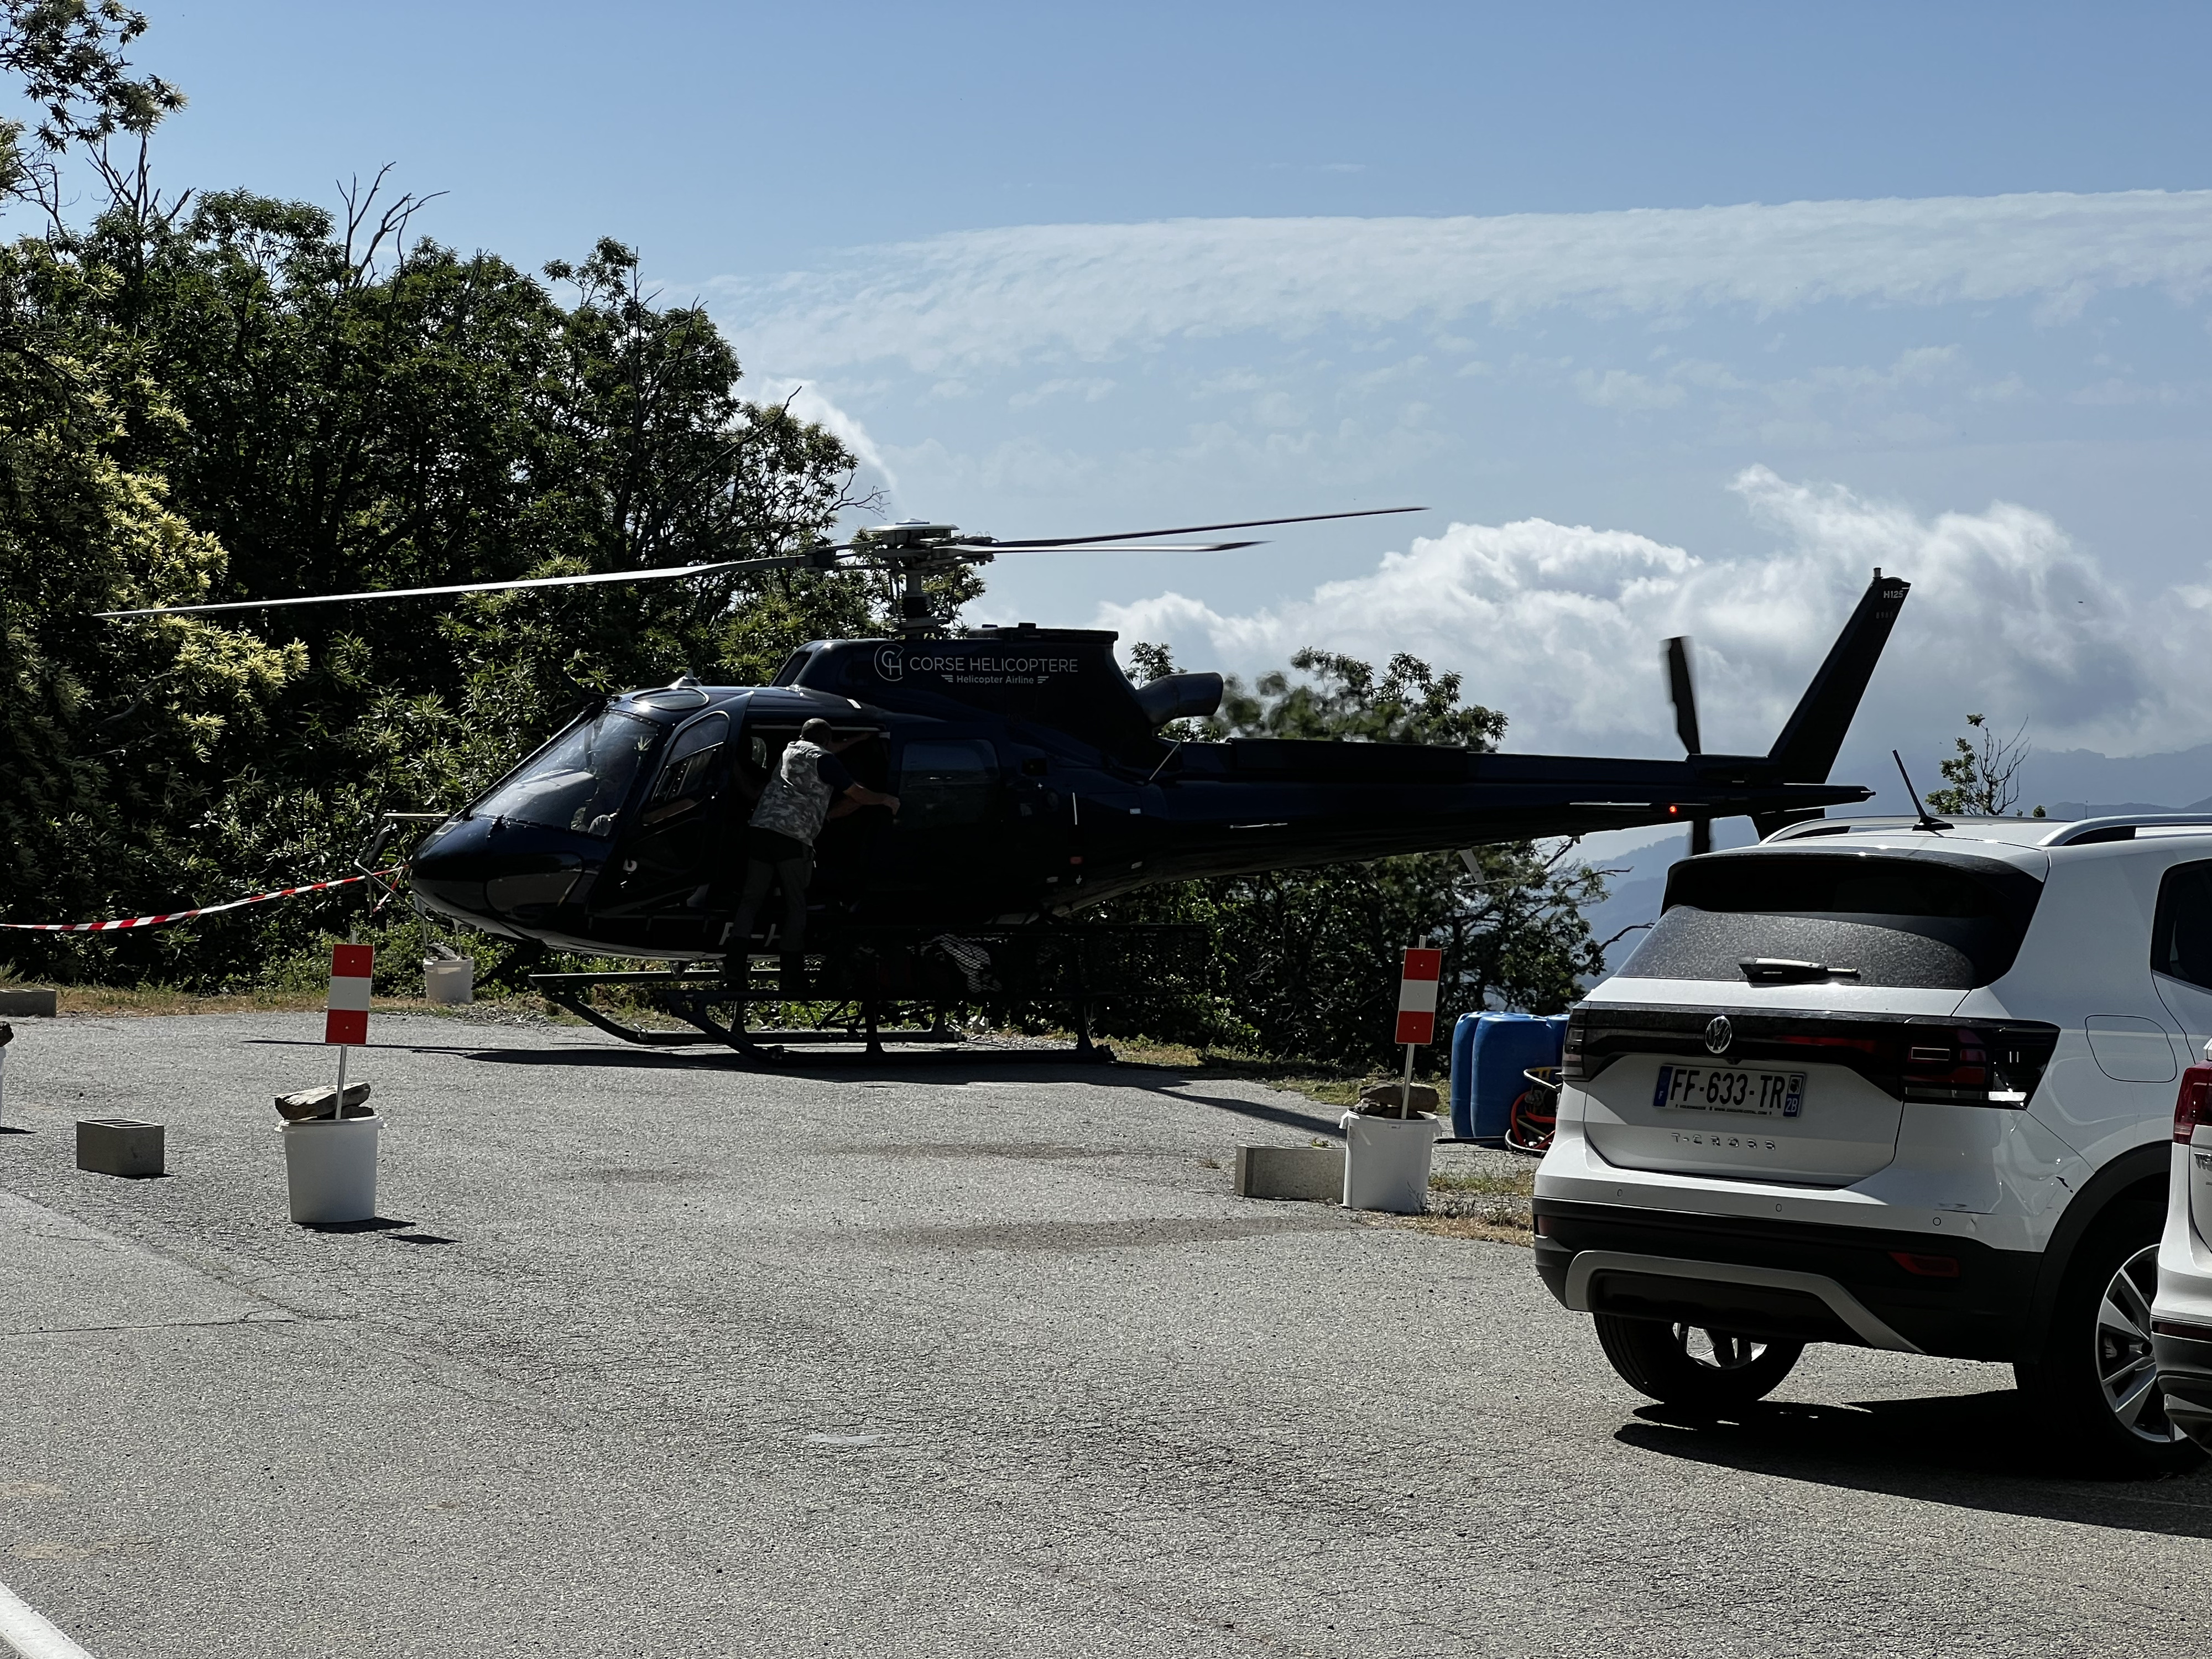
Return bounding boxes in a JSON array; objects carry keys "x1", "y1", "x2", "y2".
[{"x1": 1924, "y1": 713, "x2": 2044, "y2": 818}]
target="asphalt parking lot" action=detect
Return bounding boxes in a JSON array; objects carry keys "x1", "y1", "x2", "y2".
[{"x1": 3, "y1": 1011, "x2": 2209, "y2": 1658}]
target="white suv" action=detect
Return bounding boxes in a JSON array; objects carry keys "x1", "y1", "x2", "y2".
[{"x1": 1534, "y1": 812, "x2": 2212, "y2": 1475}]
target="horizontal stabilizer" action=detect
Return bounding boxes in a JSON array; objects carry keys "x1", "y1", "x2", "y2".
[{"x1": 1766, "y1": 572, "x2": 1911, "y2": 783}]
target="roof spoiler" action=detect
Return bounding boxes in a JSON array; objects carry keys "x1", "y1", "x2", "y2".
[{"x1": 1765, "y1": 570, "x2": 1911, "y2": 784}]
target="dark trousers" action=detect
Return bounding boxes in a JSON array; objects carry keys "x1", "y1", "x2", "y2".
[{"x1": 727, "y1": 828, "x2": 811, "y2": 956}]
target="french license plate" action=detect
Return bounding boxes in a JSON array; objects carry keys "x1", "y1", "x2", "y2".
[{"x1": 1653, "y1": 1065, "x2": 1805, "y2": 1118}]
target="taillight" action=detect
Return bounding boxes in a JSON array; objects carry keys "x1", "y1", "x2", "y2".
[
  {"x1": 1898, "y1": 1024, "x2": 2053, "y2": 1108},
  {"x1": 2174, "y1": 1066, "x2": 2212, "y2": 1144},
  {"x1": 1562, "y1": 1007, "x2": 1590, "y2": 1082}
]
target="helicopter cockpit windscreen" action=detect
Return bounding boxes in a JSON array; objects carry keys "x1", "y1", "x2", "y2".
[{"x1": 473, "y1": 710, "x2": 661, "y2": 838}]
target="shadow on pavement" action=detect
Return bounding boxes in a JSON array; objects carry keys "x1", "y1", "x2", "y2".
[
  {"x1": 453, "y1": 1044, "x2": 1127, "y2": 1077},
  {"x1": 1619, "y1": 1391, "x2": 2212, "y2": 1535},
  {"x1": 303, "y1": 1215, "x2": 416, "y2": 1234},
  {"x1": 1123, "y1": 1083, "x2": 1344, "y2": 1140}
]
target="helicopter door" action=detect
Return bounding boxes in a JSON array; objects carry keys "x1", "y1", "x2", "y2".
[
  {"x1": 888, "y1": 738, "x2": 1004, "y2": 902},
  {"x1": 599, "y1": 711, "x2": 731, "y2": 941}
]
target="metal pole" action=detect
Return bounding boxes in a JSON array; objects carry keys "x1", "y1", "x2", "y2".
[{"x1": 337, "y1": 922, "x2": 356, "y2": 1116}]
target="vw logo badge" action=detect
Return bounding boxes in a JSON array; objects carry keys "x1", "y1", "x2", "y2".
[
  {"x1": 1704, "y1": 1015, "x2": 1733, "y2": 1055},
  {"x1": 874, "y1": 644, "x2": 905, "y2": 682}
]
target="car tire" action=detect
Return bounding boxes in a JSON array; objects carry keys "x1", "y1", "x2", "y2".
[
  {"x1": 1593, "y1": 1314, "x2": 1804, "y2": 1408},
  {"x1": 2017, "y1": 1198, "x2": 2206, "y2": 1477}
]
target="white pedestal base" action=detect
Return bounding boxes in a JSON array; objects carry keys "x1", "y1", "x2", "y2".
[
  {"x1": 282, "y1": 1114, "x2": 381, "y2": 1224},
  {"x1": 1339, "y1": 1111, "x2": 1441, "y2": 1213}
]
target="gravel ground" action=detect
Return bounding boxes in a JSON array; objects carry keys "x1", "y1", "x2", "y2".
[{"x1": 1, "y1": 1010, "x2": 2208, "y2": 1658}]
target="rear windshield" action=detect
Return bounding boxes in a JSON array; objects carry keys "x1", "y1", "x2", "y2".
[
  {"x1": 1620, "y1": 852, "x2": 2044, "y2": 989},
  {"x1": 472, "y1": 711, "x2": 661, "y2": 838}
]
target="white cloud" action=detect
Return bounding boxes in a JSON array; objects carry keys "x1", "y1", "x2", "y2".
[
  {"x1": 719, "y1": 191, "x2": 2212, "y2": 375},
  {"x1": 756, "y1": 378, "x2": 898, "y2": 493},
  {"x1": 1096, "y1": 469, "x2": 2212, "y2": 759}
]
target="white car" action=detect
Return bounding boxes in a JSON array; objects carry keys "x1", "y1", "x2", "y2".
[{"x1": 1534, "y1": 811, "x2": 2212, "y2": 1475}]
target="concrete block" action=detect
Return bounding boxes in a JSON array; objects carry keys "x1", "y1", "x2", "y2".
[
  {"x1": 1233, "y1": 1144, "x2": 1344, "y2": 1202},
  {"x1": 0, "y1": 987, "x2": 58, "y2": 1017},
  {"x1": 77, "y1": 1118, "x2": 165, "y2": 1178}
]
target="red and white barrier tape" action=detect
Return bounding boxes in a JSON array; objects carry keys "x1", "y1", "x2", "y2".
[{"x1": 0, "y1": 868, "x2": 405, "y2": 933}]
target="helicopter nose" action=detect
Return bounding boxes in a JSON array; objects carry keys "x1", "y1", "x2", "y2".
[
  {"x1": 411, "y1": 815, "x2": 595, "y2": 928},
  {"x1": 408, "y1": 816, "x2": 497, "y2": 922}
]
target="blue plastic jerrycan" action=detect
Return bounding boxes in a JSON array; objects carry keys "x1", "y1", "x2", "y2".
[{"x1": 1449, "y1": 1012, "x2": 1569, "y2": 1142}]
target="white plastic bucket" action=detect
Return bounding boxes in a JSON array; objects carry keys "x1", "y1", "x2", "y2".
[
  {"x1": 423, "y1": 957, "x2": 473, "y2": 1005},
  {"x1": 1339, "y1": 1110, "x2": 1442, "y2": 1213},
  {"x1": 282, "y1": 1113, "x2": 381, "y2": 1224}
]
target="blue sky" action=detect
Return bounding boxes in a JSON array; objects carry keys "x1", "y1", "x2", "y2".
[{"x1": 54, "y1": 3, "x2": 2212, "y2": 784}]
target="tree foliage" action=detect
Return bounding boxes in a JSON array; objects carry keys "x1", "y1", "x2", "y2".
[{"x1": 1925, "y1": 713, "x2": 2044, "y2": 819}]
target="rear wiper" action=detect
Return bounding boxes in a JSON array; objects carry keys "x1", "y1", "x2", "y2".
[{"x1": 1739, "y1": 958, "x2": 1863, "y2": 985}]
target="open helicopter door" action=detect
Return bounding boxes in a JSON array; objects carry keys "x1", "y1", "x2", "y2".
[
  {"x1": 593, "y1": 709, "x2": 733, "y2": 949},
  {"x1": 728, "y1": 715, "x2": 894, "y2": 942}
]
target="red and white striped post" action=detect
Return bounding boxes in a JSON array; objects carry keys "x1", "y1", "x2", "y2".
[
  {"x1": 1394, "y1": 941, "x2": 1442, "y2": 1117},
  {"x1": 326, "y1": 942, "x2": 373, "y2": 1107}
]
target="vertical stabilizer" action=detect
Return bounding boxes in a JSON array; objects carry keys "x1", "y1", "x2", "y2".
[{"x1": 1765, "y1": 571, "x2": 1911, "y2": 782}]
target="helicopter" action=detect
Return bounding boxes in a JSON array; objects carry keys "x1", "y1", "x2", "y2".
[{"x1": 104, "y1": 511, "x2": 1910, "y2": 1056}]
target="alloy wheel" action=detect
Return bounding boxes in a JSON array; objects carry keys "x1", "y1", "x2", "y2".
[
  {"x1": 2096, "y1": 1243, "x2": 2185, "y2": 1445},
  {"x1": 1677, "y1": 1326, "x2": 1771, "y2": 1371}
]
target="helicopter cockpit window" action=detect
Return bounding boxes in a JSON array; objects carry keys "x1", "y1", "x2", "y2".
[
  {"x1": 898, "y1": 740, "x2": 998, "y2": 828},
  {"x1": 640, "y1": 713, "x2": 728, "y2": 827},
  {"x1": 473, "y1": 711, "x2": 660, "y2": 838}
]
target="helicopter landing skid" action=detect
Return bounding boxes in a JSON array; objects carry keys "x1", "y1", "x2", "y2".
[{"x1": 526, "y1": 968, "x2": 1113, "y2": 1066}]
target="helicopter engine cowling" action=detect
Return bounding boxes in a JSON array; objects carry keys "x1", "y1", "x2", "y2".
[{"x1": 1133, "y1": 672, "x2": 1223, "y2": 727}]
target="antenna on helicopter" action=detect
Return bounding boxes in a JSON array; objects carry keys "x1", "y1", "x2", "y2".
[{"x1": 95, "y1": 506, "x2": 1428, "y2": 628}]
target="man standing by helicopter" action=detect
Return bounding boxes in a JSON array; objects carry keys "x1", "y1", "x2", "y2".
[{"x1": 726, "y1": 717, "x2": 899, "y2": 990}]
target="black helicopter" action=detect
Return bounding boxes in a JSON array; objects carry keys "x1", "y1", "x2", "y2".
[{"x1": 107, "y1": 510, "x2": 1908, "y2": 1053}]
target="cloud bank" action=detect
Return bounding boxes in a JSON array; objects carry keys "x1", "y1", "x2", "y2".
[
  {"x1": 723, "y1": 191, "x2": 2212, "y2": 374},
  {"x1": 1096, "y1": 469, "x2": 2212, "y2": 759}
]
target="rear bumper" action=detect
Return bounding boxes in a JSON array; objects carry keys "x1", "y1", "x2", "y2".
[
  {"x1": 1533, "y1": 1197, "x2": 2038, "y2": 1361},
  {"x1": 2152, "y1": 1328, "x2": 2212, "y2": 1451}
]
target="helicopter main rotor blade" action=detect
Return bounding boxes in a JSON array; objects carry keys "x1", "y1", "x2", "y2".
[
  {"x1": 948, "y1": 540, "x2": 1261, "y2": 555},
  {"x1": 972, "y1": 505, "x2": 1425, "y2": 550},
  {"x1": 95, "y1": 554, "x2": 822, "y2": 619}
]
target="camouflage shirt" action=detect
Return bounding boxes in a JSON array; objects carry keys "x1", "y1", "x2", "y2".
[{"x1": 748, "y1": 739, "x2": 841, "y2": 846}]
